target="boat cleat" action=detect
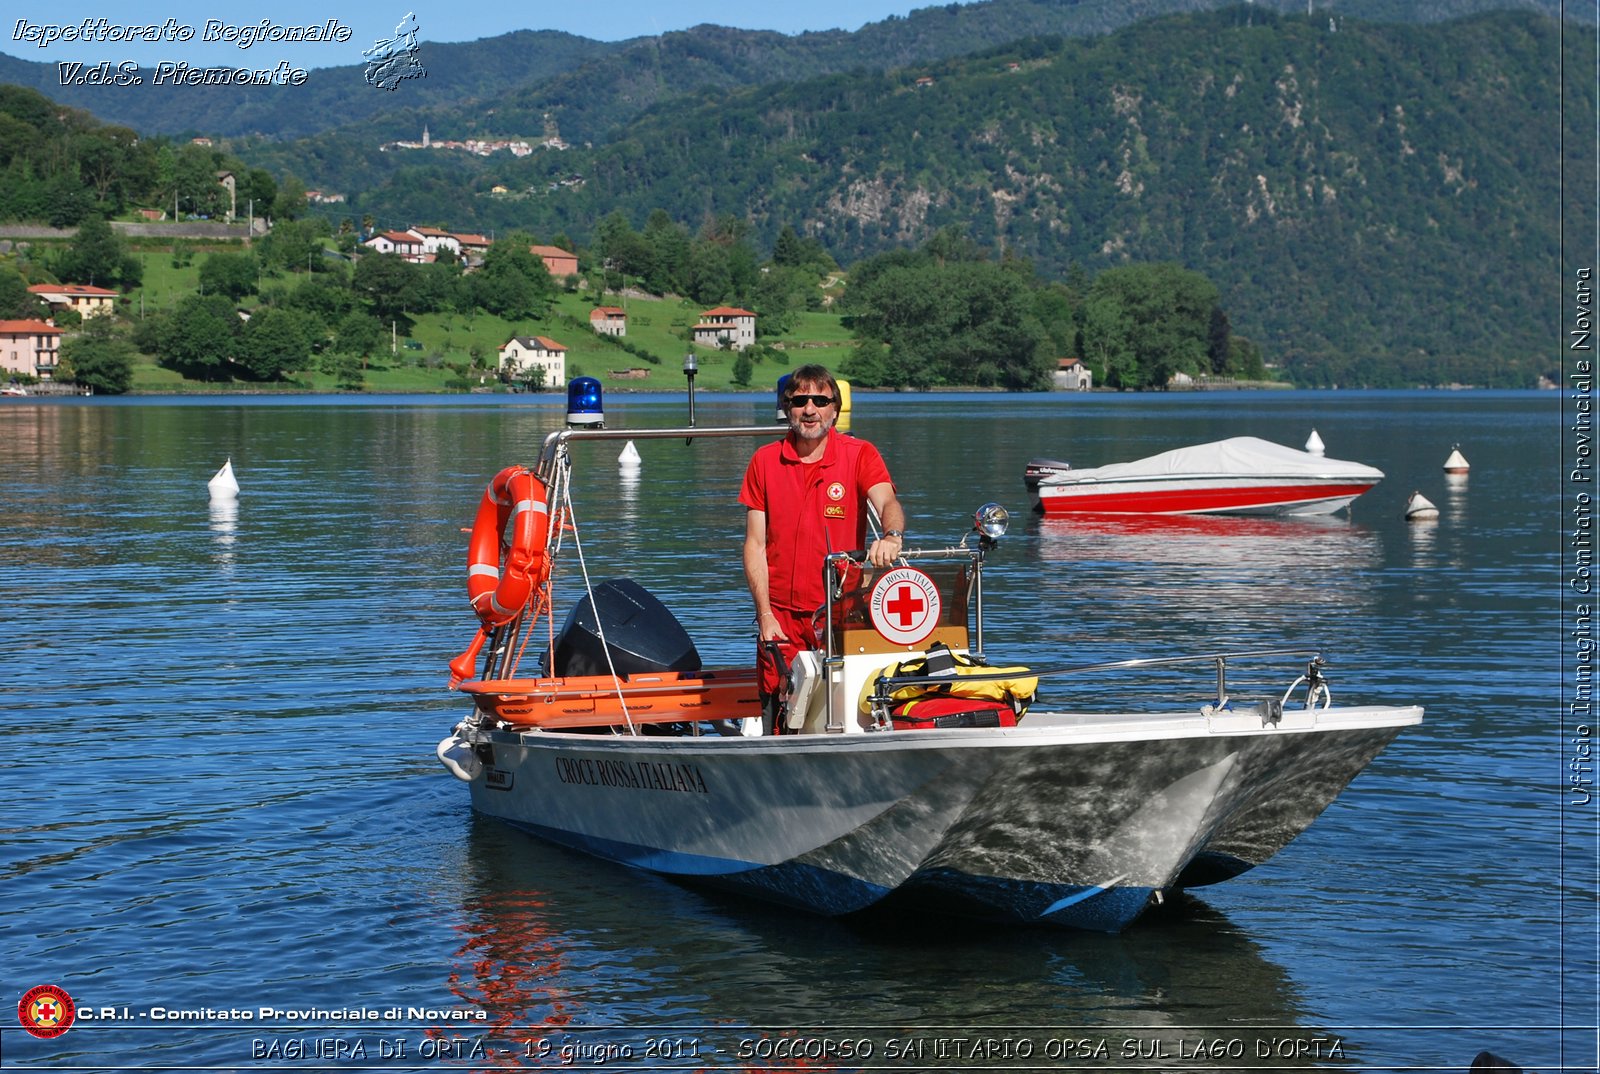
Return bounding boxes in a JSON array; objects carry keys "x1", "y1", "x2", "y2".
[{"x1": 1202, "y1": 698, "x2": 1316, "y2": 732}]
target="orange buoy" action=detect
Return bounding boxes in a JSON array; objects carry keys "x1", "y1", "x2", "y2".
[{"x1": 465, "y1": 466, "x2": 550, "y2": 627}]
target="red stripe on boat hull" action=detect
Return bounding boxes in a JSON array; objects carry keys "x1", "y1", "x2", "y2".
[{"x1": 1036, "y1": 482, "x2": 1377, "y2": 516}]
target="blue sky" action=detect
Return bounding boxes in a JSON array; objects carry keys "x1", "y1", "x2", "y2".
[{"x1": 1, "y1": 1, "x2": 938, "y2": 70}]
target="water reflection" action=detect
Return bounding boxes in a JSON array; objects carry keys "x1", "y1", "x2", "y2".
[
  {"x1": 1407, "y1": 514, "x2": 1439, "y2": 565},
  {"x1": 209, "y1": 496, "x2": 238, "y2": 548},
  {"x1": 616, "y1": 463, "x2": 641, "y2": 519},
  {"x1": 446, "y1": 817, "x2": 1322, "y2": 1067},
  {"x1": 1030, "y1": 513, "x2": 1379, "y2": 606}
]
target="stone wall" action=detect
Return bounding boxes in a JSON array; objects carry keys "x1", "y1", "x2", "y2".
[{"x1": 0, "y1": 221, "x2": 264, "y2": 241}]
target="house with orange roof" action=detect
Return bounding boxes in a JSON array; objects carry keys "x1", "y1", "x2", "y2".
[
  {"x1": 362, "y1": 231, "x2": 429, "y2": 262},
  {"x1": 499, "y1": 336, "x2": 567, "y2": 387},
  {"x1": 453, "y1": 233, "x2": 491, "y2": 264},
  {"x1": 1053, "y1": 357, "x2": 1093, "y2": 391},
  {"x1": 692, "y1": 306, "x2": 757, "y2": 351},
  {"x1": 529, "y1": 244, "x2": 578, "y2": 279},
  {"x1": 28, "y1": 283, "x2": 118, "y2": 319},
  {"x1": 0, "y1": 320, "x2": 62, "y2": 379},
  {"x1": 407, "y1": 226, "x2": 461, "y2": 258},
  {"x1": 589, "y1": 306, "x2": 626, "y2": 338}
]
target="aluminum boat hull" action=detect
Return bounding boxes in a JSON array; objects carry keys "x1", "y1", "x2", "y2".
[{"x1": 463, "y1": 703, "x2": 1419, "y2": 931}]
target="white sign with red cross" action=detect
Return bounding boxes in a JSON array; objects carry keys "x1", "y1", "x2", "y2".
[{"x1": 868, "y1": 566, "x2": 942, "y2": 646}]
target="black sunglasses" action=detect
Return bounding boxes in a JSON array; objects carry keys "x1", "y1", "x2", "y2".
[{"x1": 788, "y1": 394, "x2": 835, "y2": 408}]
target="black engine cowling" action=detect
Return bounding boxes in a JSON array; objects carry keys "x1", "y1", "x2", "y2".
[{"x1": 550, "y1": 578, "x2": 702, "y2": 678}]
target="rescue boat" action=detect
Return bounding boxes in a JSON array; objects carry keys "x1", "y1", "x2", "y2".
[
  {"x1": 1031, "y1": 436, "x2": 1384, "y2": 517},
  {"x1": 438, "y1": 424, "x2": 1419, "y2": 931}
]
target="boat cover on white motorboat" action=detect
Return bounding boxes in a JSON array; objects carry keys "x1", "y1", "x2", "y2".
[{"x1": 1034, "y1": 436, "x2": 1384, "y2": 516}]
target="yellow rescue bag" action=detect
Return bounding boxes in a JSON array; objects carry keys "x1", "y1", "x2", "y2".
[{"x1": 860, "y1": 642, "x2": 1037, "y2": 718}]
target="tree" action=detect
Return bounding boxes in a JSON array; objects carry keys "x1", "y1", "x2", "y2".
[
  {"x1": 272, "y1": 174, "x2": 308, "y2": 221},
  {"x1": 1082, "y1": 263, "x2": 1220, "y2": 389},
  {"x1": 55, "y1": 215, "x2": 127, "y2": 287},
  {"x1": 474, "y1": 235, "x2": 553, "y2": 320},
  {"x1": 772, "y1": 225, "x2": 807, "y2": 268},
  {"x1": 351, "y1": 252, "x2": 417, "y2": 323},
  {"x1": 236, "y1": 168, "x2": 277, "y2": 220},
  {"x1": 520, "y1": 365, "x2": 548, "y2": 391},
  {"x1": 173, "y1": 143, "x2": 223, "y2": 218},
  {"x1": 257, "y1": 218, "x2": 321, "y2": 275},
  {"x1": 0, "y1": 269, "x2": 45, "y2": 319},
  {"x1": 842, "y1": 256, "x2": 1050, "y2": 389},
  {"x1": 199, "y1": 251, "x2": 259, "y2": 301},
  {"x1": 58, "y1": 316, "x2": 133, "y2": 393},
  {"x1": 333, "y1": 311, "x2": 383, "y2": 367},
  {"x1": 44, "y1": 171, "x2": 93, "y2": 228},
  {"x1": 642, "y1": 210, "x2": 691, "y2": 296},
  {"x1": 1081, "y1": 294, "x2": 1137, "y2": 388},
  {"x1": 1207, "y1": 306, "x2": 1232, "y2": 375},
  {"x1": 239, "y1": 306, "x2": 322, "y2": 380},
  {"x1": 147, "y1": 294, "x2": 239, "y2": 380}
]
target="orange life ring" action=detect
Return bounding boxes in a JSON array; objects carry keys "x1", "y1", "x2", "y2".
[{"x1": 466, "y1": 465, "x2": 550, "y2": 627}]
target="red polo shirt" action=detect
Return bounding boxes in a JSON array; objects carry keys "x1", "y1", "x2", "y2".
[{"x1": 740, "y1": 429, "x2": 894, "y2": 615}]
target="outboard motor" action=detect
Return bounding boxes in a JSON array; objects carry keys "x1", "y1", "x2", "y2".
[{"x1": 551, "y1": 579, "x2": 702, "y2": 677}]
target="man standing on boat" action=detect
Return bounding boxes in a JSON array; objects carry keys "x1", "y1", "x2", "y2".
[{"x1": 740, "y1": 364, "x2": 906, "y2": 732}]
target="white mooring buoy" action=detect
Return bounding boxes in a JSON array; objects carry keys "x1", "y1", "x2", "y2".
[
  {"x1": 618, "y1": 441, "x2": 641, "y2": 471},
  {"x1": 1443, "y1": 445, "x2": 1470, "y2": 475},
  {"x1": 1305, "y1": 429, "x2": 1325, "y2": 455},
  {"x1": 207, "y1": 458, "x2": 239, "y2": 501},
  {"x1": 1404, "y1": 491, "x2": 1440, "y2": 521}
]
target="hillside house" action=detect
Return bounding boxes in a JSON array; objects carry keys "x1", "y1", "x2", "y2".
[
  {"x1": 454, "y1": 233, "x2": 491, "y2": 265},
  {"x1": 28, "y1": 284, "x2": 118, "y2": 319},
  {"x1": 692, "y1": 307, "x2": 756, "y2": 351},
  {"x1": 499, "y1": 336, "x2": 567, "y2": 387},
  {"x1": 1053, "y1": 357, "x2": 1093, "y2": 391},
  {"x1": 589, "y1": 307, "x2": 626, "y2": 337},
  {"x1": 407, "y1": 226, "x2": 461, "y2": 258},
  {"x1": 215, "y1": 170, "x2": 236, "y2": 221},
  {"x1": 0, "y1": 320, "x2": 62, "y2": 379},
  {"x1": 363, "y1": 231, "x2": 429, "y2": 262},
  {"x1": 529, "y1": 245, "x2": 579, "y2": 279}
]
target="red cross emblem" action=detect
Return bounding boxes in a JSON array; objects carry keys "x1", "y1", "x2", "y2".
[
  {"x1": 19, "y1": 984, "x2": 75, "y2": 1039},
  {"x1": 868, "y1": 566, "x2": 942, "y2": 645},
  {"x1": 884, "y1": 584, "x2": 925, "y2": 627}
]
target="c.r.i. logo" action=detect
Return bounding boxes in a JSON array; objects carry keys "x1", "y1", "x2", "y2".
[{"x1": 19, "y1": 984, "x2": 75, "y2": 1038}]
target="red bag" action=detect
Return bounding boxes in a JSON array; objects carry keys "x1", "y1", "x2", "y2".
[{"x1": 890, "y1": 696, "x2": 1018, "y2": 730}]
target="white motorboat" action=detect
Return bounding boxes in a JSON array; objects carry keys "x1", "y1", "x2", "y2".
[
  {"x1": 439, "y1": 425, "x2": 1419, "y2": 931},
  {"x1": 1032, "y1": 436, "x2": 1384, "y2": 516}
]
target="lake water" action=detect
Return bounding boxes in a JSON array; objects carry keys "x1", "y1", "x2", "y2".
[{"x1": 0, "y1": 389, "x2": 1590, "y2": 1073}]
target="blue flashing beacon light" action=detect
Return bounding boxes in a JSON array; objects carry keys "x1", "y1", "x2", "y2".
[{"x1": 566, "y1": 377, "x2": 604, "y2": 427}]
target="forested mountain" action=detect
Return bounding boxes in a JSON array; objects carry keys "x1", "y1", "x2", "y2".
[
  {"x1": 243, "y1": 8, "x2": 1581, "y2": 386},
  {"x1": 0, "y1": 1, "x2": 1585, "y2": 386},
  {"x1": 0, "y1": 31, "x2": 626, "y2": 141},
  {"x1": 0, "y1": 0, "x2": 1569, "y2": 143}
]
